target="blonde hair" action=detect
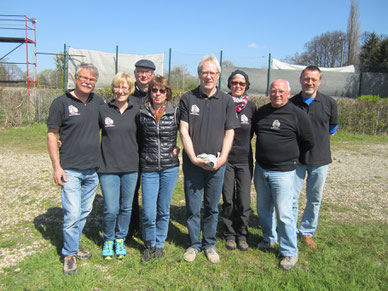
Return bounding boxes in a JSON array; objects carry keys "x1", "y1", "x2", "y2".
[{"x1": 111, "y1": 72, "x2": 135, "y2": 95}]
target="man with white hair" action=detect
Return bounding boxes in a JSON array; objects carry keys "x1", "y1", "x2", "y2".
[
  {"x1": 253, "y1": 79, "x2": 314, "y2": 270},
  {"x1": 47, "y1": 63, "x2": 104, "y2": 275},
  {"x1": 179, "y1": 55, "x2": 240, "y2": 264}
]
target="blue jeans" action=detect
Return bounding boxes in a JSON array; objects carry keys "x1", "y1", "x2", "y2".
[
  {"x1": 254, "y1": 163, "x2": 297, "y2": 257},
  {"x1": 141, "y1": 167, "x2": 178, "y2": 248},
  {"x1": 183, "y1": 162, "x2": 226, "y2": 251},
  {"x1": 61, "y1": 169, "x2": 98, "y2": 256},
  {"x1": 293, "y1": 164, "x2": 329, "y2": 236},
  {"x1": 99, "y1": 172, "x2": 138, "y2": 242}
]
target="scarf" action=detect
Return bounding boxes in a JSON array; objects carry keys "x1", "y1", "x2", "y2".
[
  {"x1": 145, "y1": 100, "x2": 167, "y2": 123},
  {"x1": 232, "y1": 93, "x2": 248, "y2": 112}
]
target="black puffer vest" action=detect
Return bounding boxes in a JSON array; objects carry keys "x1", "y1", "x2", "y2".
[{"x1": 138, "y1": 101, "x2": 179, "y2": 172}]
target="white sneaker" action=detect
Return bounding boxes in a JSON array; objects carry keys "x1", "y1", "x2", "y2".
[
  {"x1": 204, "y1": 247, "x2": 220, "y2": 264},
  {"x1": 183, "y1": 247, "x2": 198, "y2": 262},
  {"x1": 280, "y1": 255, "x2": 298, "y2": 270}
]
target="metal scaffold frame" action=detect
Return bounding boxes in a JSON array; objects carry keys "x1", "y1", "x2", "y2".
[{"x1": 0, "y1": 14, "x2": 38, "y2": 120}]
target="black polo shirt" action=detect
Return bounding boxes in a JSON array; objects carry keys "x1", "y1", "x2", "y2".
[
  {"x1": 131, "y1": 82, "x2": 149, "y2": 106},
  {"x1": 290, "y1": 91, "x2": 338, "y2": 166},
  {"x1": 179, "y1": 86, "x2": 240, "y2": 164},
  {"x1": 228, "y1": 100, "x2": 257, "y2": 164},
  {"x1": 98, "y1": 100, "x2": 140, "y2": 173},
  {"x1": 47, "y1": 90, "x2": 104, "y2": 170},
  {"x1": 253, "y1": 102, "x2": 315, "y2": 172}
]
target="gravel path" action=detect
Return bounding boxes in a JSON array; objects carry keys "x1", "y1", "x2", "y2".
[{"x1": 0, "y1": 143, "x2": 387, "y2": 271}]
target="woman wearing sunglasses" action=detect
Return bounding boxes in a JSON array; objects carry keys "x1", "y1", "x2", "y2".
[
  {"x1": 221, "y1": 70, "x2": 257, "y2": 251},
  {"x1": 137, "y1": 75, "x2": 179, "y2": 262},
  {"x1": 98, "y1": 72, "x2": 140, "y2": 260}
]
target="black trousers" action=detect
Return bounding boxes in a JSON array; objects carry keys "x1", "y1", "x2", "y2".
[{"x1": 221, "y1": 162, "x2": 253, "y2": 241}]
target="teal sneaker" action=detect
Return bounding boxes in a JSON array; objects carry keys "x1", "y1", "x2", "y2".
[
  {"x1": 115, "y1": 239, "x2": 127, "y2": 259},
  {"x1": 102, "y1": 241, "x2": 114, "y2": 260}
]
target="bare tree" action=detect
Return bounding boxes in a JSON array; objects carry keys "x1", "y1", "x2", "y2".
[
  {"x1": 168, "y1": 65, "x2": 198, "y2": 91},
  {"x1": 284, "y1": 31, "x2": 347, "y2": 67},
  {"x1": 347, "y1": 0, "x2": 360, "y2": 69},
  {"x1": 221, "y1": 60, "x2": 235, "y2": 67}
]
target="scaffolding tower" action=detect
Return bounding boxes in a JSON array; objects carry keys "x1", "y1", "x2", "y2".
[{"x1": 0, "y1": 14, "x2": 37, "y2": 119}]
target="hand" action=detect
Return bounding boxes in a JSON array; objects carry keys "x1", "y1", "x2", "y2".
[
  {"x1": 192, "y1": 157, "x2": 216, "y2": 171},
  {"x1": 57, "y1": 139, "x2": 63, "y2": 148},
  {"x1": 172, "y1": 146, "x2": 180, "y2": 156},
  {"x1": 53, "y1": 167, "x2": 67, "y2": 186},
  {"x1": 213, "y1": 156, "x2": 227, "y2": 170}
]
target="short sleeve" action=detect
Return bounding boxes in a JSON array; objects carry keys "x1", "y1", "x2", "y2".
[
  {"x1": 47, "y1": 98, "x2": 63, "y2": 129},
  {"x1": 179, "y1": 94, "x2": 189, "y2": 123},
  {"x1": 225, "y1": 96, "x2": 240, "y2": 130},
  {"x1": 329, "y1": 98, "x2": 339, "y2": 126}
]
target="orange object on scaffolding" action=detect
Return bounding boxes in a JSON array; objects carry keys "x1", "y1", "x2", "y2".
[{"x1": 0, "y1": 14, "x2": 37, "y2": 120}]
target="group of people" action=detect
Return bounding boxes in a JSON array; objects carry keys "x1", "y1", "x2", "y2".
[{"x1": 47, "y1": 55, "x2": 338, "y2": 275}]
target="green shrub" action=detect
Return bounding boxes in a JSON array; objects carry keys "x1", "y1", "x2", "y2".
[
  {"x1": 358, "y1": 95, "x2": 380, "y2": 102},
  {"x1": 336, "y1": 97, "x2": 387, "y2": 135}
]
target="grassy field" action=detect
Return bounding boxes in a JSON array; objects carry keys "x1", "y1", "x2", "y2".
[{"x1": 0, "y1": 124, "x2": 387, "y2": 290}]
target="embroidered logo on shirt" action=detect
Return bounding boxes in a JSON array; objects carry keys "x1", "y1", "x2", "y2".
[
  {"x1": 271, "y1": 119, "x2": 281, "y2": 130},
  {"x1": 68, "y1": 105, "x2": 80, "y2": 116},
  {"x1": 190, "y1": 104, "x2": 200, "y2": 116},
  {"x1": 240, "y1": 114, "x2": 249, "y2": 125},
  {"x1": 104, "y1": 117, "x2": 115, "y2": 127}
]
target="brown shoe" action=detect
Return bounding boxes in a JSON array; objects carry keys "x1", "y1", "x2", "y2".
[
  {"x1": 303, "y1": 235, "x2": 317, "y2": 249},
  {"x1": 63, "y1": 255, "x2": 77, "y2": 275},
  {"x1": 225, "y1": 240, "x2": 237, "y2": 250},
  {"x1": 237, "y1": 240, "x2": 249, "y2": 251},
  {"x1": 76, "y1": 246, "x2": 92, "y2": 259}
]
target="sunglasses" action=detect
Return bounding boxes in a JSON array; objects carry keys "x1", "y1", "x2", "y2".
[
  {"x1": 231, "y1": 81, "x2": 246, "y2": 86},
  {"x1": 151, "y1": 88, "x2": 166, "y2": 94}
]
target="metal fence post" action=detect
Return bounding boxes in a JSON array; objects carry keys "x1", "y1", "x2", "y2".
[
  {"x1": 266, "y1": 53, "x2": 272, "y2": 96},
  {"x1": 218, "y1": 50, "x2": 223, "y2": 89}
]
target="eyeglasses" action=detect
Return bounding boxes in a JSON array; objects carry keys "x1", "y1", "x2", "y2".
[
  {"x1": 231, "y1": 81, "x2": 246, "y2": 87},
  {"x1": 270, "y1": 89, "x2": 287, "y2": 95},
  {"x1": 151, "y1": 88, "x2": 166, "y2": 94},
  {"x1": 113, "y1": 86, "x2": 130, "y2": 92},
  {"x1": 136, "y1": 69, "x2": 153, "y2": 76},
  {"x1": 78, "y1": 75, "x2": 97, "y2": 83},
  {"x1": 201, "y1": 71, "x2": 218, "y2": 77}
]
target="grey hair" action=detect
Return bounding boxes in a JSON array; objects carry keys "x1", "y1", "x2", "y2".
[
  {"x1": 197, "y1": 55, "x2": 221, "y2": 74},
  {"x1": 271, "y1": 79, "x2": 292, "y2": 92},
  {"x1": 286, "y1": 80, "x2": 291, "y2": 92},
  {"x1": 75, "y1": 63, "x2": 99, "y2": 80}
]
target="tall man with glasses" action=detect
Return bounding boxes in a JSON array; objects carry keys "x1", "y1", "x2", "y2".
[
  {"x1": 179, "y1": 55, "x2": 240, "y2": 264},
  {"x1": 127, "y1": 59, "x2": 156, "y2": 238},
  {"x1": 290, "y1": 66, "x2": 338, "y2": 249},
  {"x1": 253, "y1": 79, "x2": 314, "y2": 270},
  {"x1": 47, "y1": 63, "x2": 104, "y2": 275}
]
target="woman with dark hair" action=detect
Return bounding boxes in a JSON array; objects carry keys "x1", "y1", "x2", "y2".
[
  {"x1": 221, "y1": 70, "x2": 257, "y2": 251},
  {"x1": 137, "y1": 75, "x2": 179, "y2": 261}
]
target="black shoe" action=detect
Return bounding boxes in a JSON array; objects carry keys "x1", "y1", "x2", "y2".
[
  {"x1": 141, "y1": 241, "x2": 155, "y2": 262},
  {"x1": 154, "y1": 248, "x2": 164, "y2": 259}
]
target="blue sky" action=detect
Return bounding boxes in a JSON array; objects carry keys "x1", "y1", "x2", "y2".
[{"x1": 2, "y1": 0, "x2": 388, "y2": 75}]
